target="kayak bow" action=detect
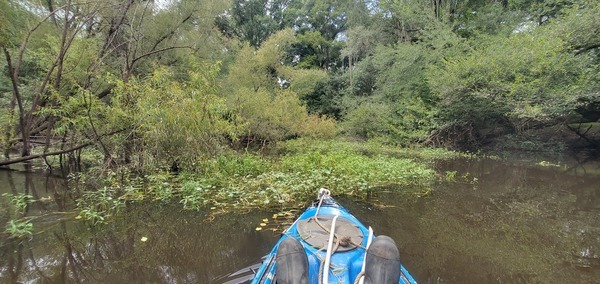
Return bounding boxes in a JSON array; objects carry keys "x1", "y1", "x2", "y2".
[{"x1": 251, "y1": 189, "x2": 417, "y2": 284}]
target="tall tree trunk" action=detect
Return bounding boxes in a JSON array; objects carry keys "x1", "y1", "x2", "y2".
[
  {"x1": 2, "y1": 46, "x2": 30, "y2": 157},
  {"x1": 42, "y1": 118, "x2": 55, "y2": 170},
  {"x1": 4, "y1": 79, "x2": 18, "y2": 159}
]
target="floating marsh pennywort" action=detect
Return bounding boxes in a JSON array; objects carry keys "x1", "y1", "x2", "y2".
[{"x1": 74, "y1": 139, "x2": 457, "y2": 223}]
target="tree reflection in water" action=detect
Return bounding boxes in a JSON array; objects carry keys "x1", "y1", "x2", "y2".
[
  {"x1": 0, "y1": 170, "x2": 276, "y2": 283},
  {"x1": 1, "y1": 157, "x2": 599, "y2": 283},
  {"x1": 343, "y1": 157, "x2": 600, "y2": 283}
]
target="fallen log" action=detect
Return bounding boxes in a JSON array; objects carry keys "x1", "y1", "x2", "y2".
[{"x1": 0, "y1": 142, "x2": 92, "y2": 167}]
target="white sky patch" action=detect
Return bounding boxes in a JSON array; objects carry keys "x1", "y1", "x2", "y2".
[
  {"x1": 155, "y1": 0, "x2": 175, "y2": 11},
  {"x1": 513, "y1": 22, "x2": 533, "y2": 33},
  {"x1": 513, "y1": 16, "x2": 538, "y2": 34}
]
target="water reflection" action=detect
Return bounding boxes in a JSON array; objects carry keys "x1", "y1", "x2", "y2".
[
  {"x1": 1, "y1": 202, "x2": 278, "y2": 283},
  {"x1": 0, "y1": 169, "x2": 73, "y2": 213},
  {"x1": 3, "y1": 205, "x2": 282, "y2": 282},
  {"x1": 1, "y1": 158, "x2": 599, "y2": 283},
  {"x1": 345, "y1": 158, "x2": 600, "y2": 283}
]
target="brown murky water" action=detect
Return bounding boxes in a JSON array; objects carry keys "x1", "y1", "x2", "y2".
[{"x1": 1, "y1": 157, "x2": 599, "y2": 283}]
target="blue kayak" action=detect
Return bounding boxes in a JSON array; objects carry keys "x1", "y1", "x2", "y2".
[{"x1": 251, "y1": 189, "x2": 418, "y2": 284}]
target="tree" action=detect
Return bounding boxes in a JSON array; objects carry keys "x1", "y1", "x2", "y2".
[
  {"x1": 223, "y1": 29, "x2": 336, "y2": 145},
  {"x1": 118, "y1": 66, "x2": 235, "y2": 168},
  {"x1": 286, "y1": 31, "x2": 343, "y2": 69},
  {"x1": 295, "y1": 0, "x2": 351, "y2": 41},
  {"x1": 216, "y1": 0, "x2": 277, "y2": 47},
  {"x1": 0, "y1": 0, "x2": 231, "y2": 167},
  {"x1": 426, "y1": 22, "x2": 593, "y2": 145},
  {"x1": 1, "y1": 0, "x2": 90, "y2": 157},
  {"x1": 217, "y1": 0, "x2": 362, "y2": 68},
  {"x1": 340, "y1": 26, "x2": 378, "y2": 88},
  {"x1": 375, "y1": 0, "x2": 437, "y2": 43}
]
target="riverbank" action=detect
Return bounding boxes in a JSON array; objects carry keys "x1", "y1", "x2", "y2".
[{"x1": 483, "y1": 123, "x2": 600, "y2": 157}]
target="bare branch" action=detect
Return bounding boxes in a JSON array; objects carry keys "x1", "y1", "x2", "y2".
[
  {"x1": 150, "y1": 13, "x2": 194, "y2": 52},
  {"x1": 131, "y1": 45, "x2": 193, "y2": 66}
]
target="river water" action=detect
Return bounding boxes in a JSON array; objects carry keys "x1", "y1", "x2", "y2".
[{"x1": 1, "y1": 156, "x2": 599, "y2": 283}]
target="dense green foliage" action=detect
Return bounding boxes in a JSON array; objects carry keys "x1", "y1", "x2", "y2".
[
  {"x1": 338, "y1": 0, "x2": 599, "y2": 147},
  {"x1": 1, "y1": 0, "x2": 598, "y2": 164},
  {"x1": 0, "y1": 0, "x2": 598, "y2": 225}
]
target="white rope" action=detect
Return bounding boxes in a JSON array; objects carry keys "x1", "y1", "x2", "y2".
[
  {"x1": 323, "y1": 214, "x2": 339, "y2": 284},
  {"x1": 357, "y1": 226, "x2": 374, "y2": 284}
]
